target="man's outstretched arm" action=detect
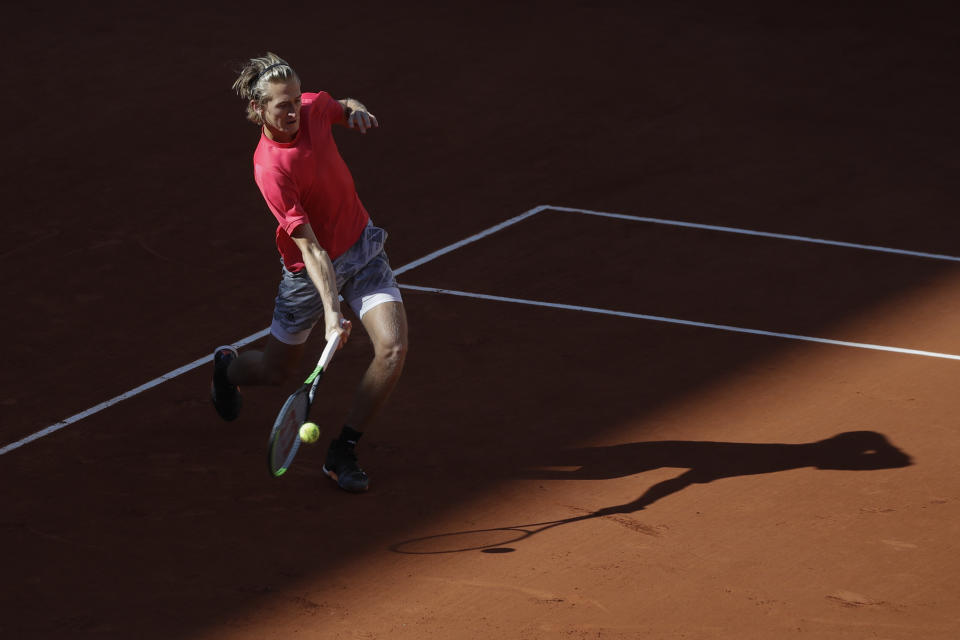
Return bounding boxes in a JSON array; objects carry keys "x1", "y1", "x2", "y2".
[{"x1": 337, "y1": 98, "x2": 379, "y2": 133}]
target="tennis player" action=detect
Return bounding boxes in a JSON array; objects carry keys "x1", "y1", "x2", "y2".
[{"x1": 211, "y1": 52, "x2": 408, "y2": 493}]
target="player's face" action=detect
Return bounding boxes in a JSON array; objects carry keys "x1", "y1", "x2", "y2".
[{"x1": 259, "y1": 79, "x2": 302, "y2": 142}]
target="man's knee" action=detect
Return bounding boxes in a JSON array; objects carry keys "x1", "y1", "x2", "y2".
[{"x1": 376, "y1": 336, "x2": 408, "y2": 369}]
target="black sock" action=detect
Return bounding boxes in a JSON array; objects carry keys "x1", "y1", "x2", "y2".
[{"x1": 337, "y1": 425, "x2": 363, "y2": 446}]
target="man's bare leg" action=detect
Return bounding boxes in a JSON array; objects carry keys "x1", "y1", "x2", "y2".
[
  {"x1": 229, "y1": 336, "x2": 306, "y2": 387},
  {"x1": 323, "y1": 300, "x2": 407, "y2": 492},
  {"x1": 344, "y1": 301, "x2": 409, "y2": 431}
]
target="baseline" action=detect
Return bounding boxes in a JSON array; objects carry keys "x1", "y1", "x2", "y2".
[
  {"x1": 0, "y1": 205, "x2": 548, "y2": 457},
  {"x1": 548, "y1": 205, "x2": 960, "y2": 263}
]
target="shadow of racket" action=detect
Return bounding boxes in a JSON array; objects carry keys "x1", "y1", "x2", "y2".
[{"x1": 390, "y1": 512, "x2": 602, "y2": 554}]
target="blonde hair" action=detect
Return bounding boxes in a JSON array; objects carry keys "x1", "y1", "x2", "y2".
[{"x1": 232, "y1": 52, "x2": 300, "y2": 125}]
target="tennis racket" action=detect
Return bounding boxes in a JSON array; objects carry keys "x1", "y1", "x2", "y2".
[{"x1": 267, "y1": 331, "x2": 342, "y2": 477}]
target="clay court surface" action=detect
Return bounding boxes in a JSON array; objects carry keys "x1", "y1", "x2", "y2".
[{"x1": 3, "y1": 2, "x2": 960, "y2": 638}]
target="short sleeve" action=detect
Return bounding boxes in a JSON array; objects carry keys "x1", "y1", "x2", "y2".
[
  {"x1": 307, "y1": 91, "x2": 345, "y2": 126},
  {"x1": 254, "y1": 164, "x2": 307, "y2": 235}
]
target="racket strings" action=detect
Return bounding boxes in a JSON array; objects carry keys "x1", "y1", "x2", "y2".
[{"x1": 269, "y1": 391, "x2": 309, "y2": 474}]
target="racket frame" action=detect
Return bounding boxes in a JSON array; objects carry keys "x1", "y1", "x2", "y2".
[{"x1": 267, "y1": 332, "x2": 342, "y2": 476}]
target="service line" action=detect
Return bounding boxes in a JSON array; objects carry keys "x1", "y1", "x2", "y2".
[{"x1": 399, "y1": 284, "x2": 960, "y2": 362}]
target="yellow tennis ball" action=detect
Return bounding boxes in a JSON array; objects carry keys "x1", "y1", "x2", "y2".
[{"x1": 299, "y1": 422, "x2": 320, "y2": 444}]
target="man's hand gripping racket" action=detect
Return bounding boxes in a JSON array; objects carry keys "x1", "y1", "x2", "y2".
[{"x1": 267, "y1": 320, "x2": 349, "y2": 477}]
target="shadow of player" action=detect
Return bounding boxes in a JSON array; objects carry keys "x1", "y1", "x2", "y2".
[
  {"x1": 390, "y1": 431, "x2": 911, "y2": 554},
  {"x1": 524, "y1": 430, "x2": 912, "y2": 516}
]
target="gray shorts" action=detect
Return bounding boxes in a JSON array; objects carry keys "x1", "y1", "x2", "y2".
[{"x1": 270, "y1": 222, "x2": 403, "y2": 345}]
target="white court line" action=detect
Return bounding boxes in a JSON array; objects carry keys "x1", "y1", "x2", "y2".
[
  {"x1": 3, "y1": 203, "x2": 956, "y2": 456},
  {"x1": 0, "y1": 206, "x2": 548, "y2": 457},
  {"x1": 400, "y1": 284, "x2": 960, "y2": 361},
  {"x1": 549, "y1": 205, "x2": 960, "y2": 263},
  {"x1": 0, "y1": 329, "x2": 270, "y2": 457},
  {"x1": 393, "y1": 205, "x2": 548, "y2": 275}
]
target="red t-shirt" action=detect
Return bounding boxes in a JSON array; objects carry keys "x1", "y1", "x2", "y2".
[{"x1": 253, "y1": 91, "x2": 370, "y2": 270}]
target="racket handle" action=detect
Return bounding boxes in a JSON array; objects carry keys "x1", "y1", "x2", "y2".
[{"x1": 318, "y1": 331, "x2": 341, "y2": 370}]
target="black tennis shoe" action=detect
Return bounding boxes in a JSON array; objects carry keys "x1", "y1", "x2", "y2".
[
  {"x1": 323, "y1": 439, "x2": 370, "y2": 492},
  {"x1": 210, "y1": 345, "x2": 242, "y2": 421}
]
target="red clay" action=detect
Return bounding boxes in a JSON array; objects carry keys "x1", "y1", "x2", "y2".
[{"x1": 2, "y1": 2, "x2": 959, "y2": 638}]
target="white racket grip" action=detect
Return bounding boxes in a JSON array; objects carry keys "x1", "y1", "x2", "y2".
[{"x1": 318, "y1": 332, "x2": 341, "y2": 370}]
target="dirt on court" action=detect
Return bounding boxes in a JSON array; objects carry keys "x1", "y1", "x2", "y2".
[{"x1": 2, "y1": 2, "x2": 960, "y2": 639}]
